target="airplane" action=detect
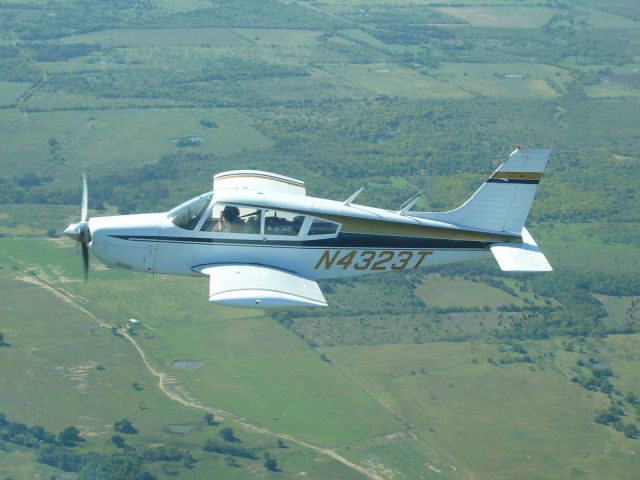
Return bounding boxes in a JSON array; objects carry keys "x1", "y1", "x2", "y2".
[{"x1": 64, "y1": 146, "x2": 552, "y2": 309}]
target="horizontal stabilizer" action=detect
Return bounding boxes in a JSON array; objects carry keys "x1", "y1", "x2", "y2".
[
  {"x1": 490, "y1": 228, "x2": 552, "y2": 272},
  {"x1": 197, "y1": 264, "x2": 327, "y2": 308}
]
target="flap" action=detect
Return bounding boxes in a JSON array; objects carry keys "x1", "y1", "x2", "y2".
[
  {"x1": 198, "y1": 264, "x2": 327, "y2": 308},
  {"x1": 490, "y1": 228, "x2": 553, "y2": 272}
]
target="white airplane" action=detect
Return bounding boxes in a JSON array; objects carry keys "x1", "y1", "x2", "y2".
[{"x1": 65, "y1": 147, "x2": 552, "y2": 308}]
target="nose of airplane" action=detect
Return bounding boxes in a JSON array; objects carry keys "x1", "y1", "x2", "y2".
[{"x1": 64, "y1": 221, "x2": 91, "y2": 243}]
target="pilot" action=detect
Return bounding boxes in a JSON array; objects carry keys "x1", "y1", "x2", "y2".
[{"x1": 215, "y1": 206, "x2": 244, "y2": 232}]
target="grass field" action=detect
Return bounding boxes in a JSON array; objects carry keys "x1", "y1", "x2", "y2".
[
  {"x1": 72, "y1": 273, "x2": 400, "y2": 446},
  {"x1": 0, "y1": 107, "x2": 272, "y2": 184},
  {"x1": 434, "y1": 62, "x2": 567, "y2": 98},
  {"x1": 325, "y1": 341, "x2": 640, "y2": 480},
  {"x1": 0, "y1": 241, "x2": 387, "y2": 478},
  {"x1": 327, "y1": 63, "x2": 469, "y2": 99},
  {"x1": 534, "y1": 223, "x2": 640, "y2": 274},
  {"x1": 60, "y1": 28, "x2": 251, "y2": 47},
  {"x1": 233, "y1": 28, "x2": 322, "y2": 47},
  {"x1": 595, "y1": 294, "x2": 639, "y2": 328},
  {"x1": 433, "y1": 6, "x2": 560, "y2": 28},
  {"x1": 0, "y1": 81, "x2": 30, "y2": 105},
  {"x1": 416, "y1": 274, "x2": 524, "y2": 308}
]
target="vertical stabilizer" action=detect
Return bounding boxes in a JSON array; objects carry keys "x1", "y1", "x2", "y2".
[{"x1": 420, "y1": 148, "x2": 550, "y2": 234}]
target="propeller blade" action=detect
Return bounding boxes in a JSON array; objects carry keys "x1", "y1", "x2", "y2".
[
  {"x1": 81, "y1": 242, "x2": 89, "y2": 282},
  {"x1": 81, "y1": 173, "x2": 88, "y2": 222}
]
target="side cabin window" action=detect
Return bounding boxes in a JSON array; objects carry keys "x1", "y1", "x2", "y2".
[
  {"x1": 168, "y1": 192, "x2": 213, "y2": 230},
  {"x1": 308, "y1": 218, "x2": 339, "y2": 236},
  {"x1": 196, "y1": 204, "x2": 341, "y2": 239},
  {"x1": 264, "y1": 210, "x2": 305, "y2": 236},
  {"x1": 201, "y1": 204, "x2": 261, "y2": 234}
]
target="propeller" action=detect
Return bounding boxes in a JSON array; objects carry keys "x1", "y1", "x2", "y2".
[{"x1": 64, "y1": 173, "x2": 91, "y2": 281}]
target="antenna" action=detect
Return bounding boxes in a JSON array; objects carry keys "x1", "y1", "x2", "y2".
[
  {"x1": 397, "y1": 193, "x2": 421, "y2": 216},
  {"x1": 343, "y1": 187, "x2": 364, "y2": 206}
]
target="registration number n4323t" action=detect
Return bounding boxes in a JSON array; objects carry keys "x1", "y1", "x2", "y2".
[{"x1": 314, "y1": 250, "x2": 432, "y2": 271}]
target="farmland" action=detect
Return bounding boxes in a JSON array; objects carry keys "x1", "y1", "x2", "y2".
[{"x1": 2, "y1": 0, "x2": 640, "y2": 478}]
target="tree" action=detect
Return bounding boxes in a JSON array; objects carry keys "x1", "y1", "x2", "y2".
[
  {"x1": 264, "y1": 453, "x2": 279, "y2": 472},
  {"x1": 220, "y1": 427, "x2": 238, "y2": 443},
  {"x1": 203, "y1": 413, "x2": 218, "y2": 425},
  {"x1": 57, "y1": 426, "x2": 83, "y2": 447},
  {"x1": 113, "y1": 419, "x2": 138, "y2": 435},
  {"x1": 111, "y1": 435, "x2": 126, "y2": 448},
  {"x1": 624, "y1": 424, "x2": 639, "y2": 439}
]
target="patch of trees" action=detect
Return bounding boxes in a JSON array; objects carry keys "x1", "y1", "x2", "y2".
[
  {"x1": 27, "y1": 43, "x2": 100, "y2": 62},
  {"x1": 368, "y1": 24, "x2": 454, "y2": 46},
  {"x1": 200, "y1": 119, "x2": 217, "y2": 128},
  {"x1": 58, "y1": 426, "x2": 84, "y2": 447},
  {"x1": 594, "y1": 406, "x2": 638, "y2": 439},
  {"x1": 203, "y1": 412, "x2": 219, "y2": 426},
  {"x1": 36, "y1": 445, "x2": 158, "y2": 479},
  {"x1": 0, "y1": 412, "x2": 56, "y2": 448},
  {"x1": 3, "y1": 0, "x2": 152, "y2": 41},
  {"x1": 0, "y1": 54, "x2": 42, "y2": 82},
  {"x1": 113, "y1": 419, "x2": 138, "y2": 435},
  {"x1": 264, "y1": 452, "x2": 280, "y2": 472},
  {"x1": 137, "y1": 0, "x2": 346, "y2": 31},
  {"x1": 1, "y1": 411, "x2": 200, "y2": 478},
  {"x1": 220, "y1": 427, "x2": 239, "y2": 443},
  {"x1": 202, "y1": 439, "x2": 257, "y2": 459}
]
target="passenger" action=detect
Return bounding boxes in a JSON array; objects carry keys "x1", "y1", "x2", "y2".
[{"x1": 215, "y1": 206, "x2": 244, "y2": 232}]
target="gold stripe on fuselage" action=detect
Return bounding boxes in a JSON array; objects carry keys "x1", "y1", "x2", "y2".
[
  {"x1": 319, "y1": 214, "x2": 519, "y2": 243},
  {"x1": 490, "y1": 171, "x2": 543, "y2": 181}
]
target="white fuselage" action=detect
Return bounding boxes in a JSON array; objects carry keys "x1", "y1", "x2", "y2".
[{"x1": 88, "y1": 208, "x2": 493, "y2": 281}]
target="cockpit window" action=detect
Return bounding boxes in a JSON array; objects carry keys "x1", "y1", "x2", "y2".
[
  {"x1": 264, "y1": 210, "x2": 305, "y2": 236},
  {"x1": 168, "y1": 192, "x2": 213, "y2": 230},
  {"x1": 201, "y1": 204, "x2": 261, "y2": 234}
]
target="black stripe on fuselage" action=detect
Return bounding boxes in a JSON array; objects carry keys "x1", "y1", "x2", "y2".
[
  {"x1": 108, "y1": 233, "x2": 489, "y2": 250},
  {"x1": 486, "y1": 178, "x2": 540, "y2": 184}
]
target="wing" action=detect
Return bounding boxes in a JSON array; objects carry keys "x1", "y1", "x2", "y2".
[{"x1": 198, "y1": 265, "x2": 327, "y2": 308}]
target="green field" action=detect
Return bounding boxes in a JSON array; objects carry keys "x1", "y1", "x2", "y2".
[
  {"x1": 416, "y1": 274, "x2": 524, "y2": 308},
  {"x1": 328, "y1": 63, "x2": 469, "y2": 99},
  {"x1": 0, "y1": 81, "x2": 29, "y2": 105},
  {"x1": 325, "y1": 340, "x2": 640, "y2": 480},
  {"x1": 433, "y1": 6, "x2": 565, "y2": 28},
  {"x1": 535, "y1": 223, "x2": 640, "y2": 274},
  {"x1": 60, "y1": 28, "x2": 251, "y2": 48},
  {"x1": 0, "y1": 108, "x2": 271, "y2": 184}
]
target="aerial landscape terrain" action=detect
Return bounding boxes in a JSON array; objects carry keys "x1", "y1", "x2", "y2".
[{"x1": 1, "y1": 0, "x2": 639, "y2": 478}]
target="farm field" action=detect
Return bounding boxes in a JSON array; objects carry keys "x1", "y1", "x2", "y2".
[
  {"x1": 0, "y1": 243, "x2": 386, "y2": 479},
  {"x1": 59, "y1": 28, "x2": 251, "y2": 48},
  {"x1": 325, "y1": 340, "x2": 640, "y2": 480},
  {"x1": 0, "y1": 108, "x2": 271, "y2": 184},
  {"x1": 327, "y1": 63, "x2": 469, "y2": 99}
]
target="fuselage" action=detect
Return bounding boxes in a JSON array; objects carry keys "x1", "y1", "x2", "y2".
[{"x1": 88, "y1": 189, "x2": 516, "y2": 280}]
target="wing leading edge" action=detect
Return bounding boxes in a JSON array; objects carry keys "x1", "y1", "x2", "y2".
[{"x1": 197, "y1": 265, "x2": 327, "y2": 308}]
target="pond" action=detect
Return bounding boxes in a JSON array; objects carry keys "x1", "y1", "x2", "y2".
[
  {"x1": 168, "y1": 424, "x2": 196, "y2": 434},
  {"x1": 173, "y1": 359, "x2": 204, "y2": 369}
]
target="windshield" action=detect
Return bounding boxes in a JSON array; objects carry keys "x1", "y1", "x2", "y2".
[{"x1": 168, "y1": 192, "x2": 213, "y2": 230}]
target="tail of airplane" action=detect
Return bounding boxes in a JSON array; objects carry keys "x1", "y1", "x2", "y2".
[{"x1": 414, "y1": 147, "x2": 552, "y2": 272}]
